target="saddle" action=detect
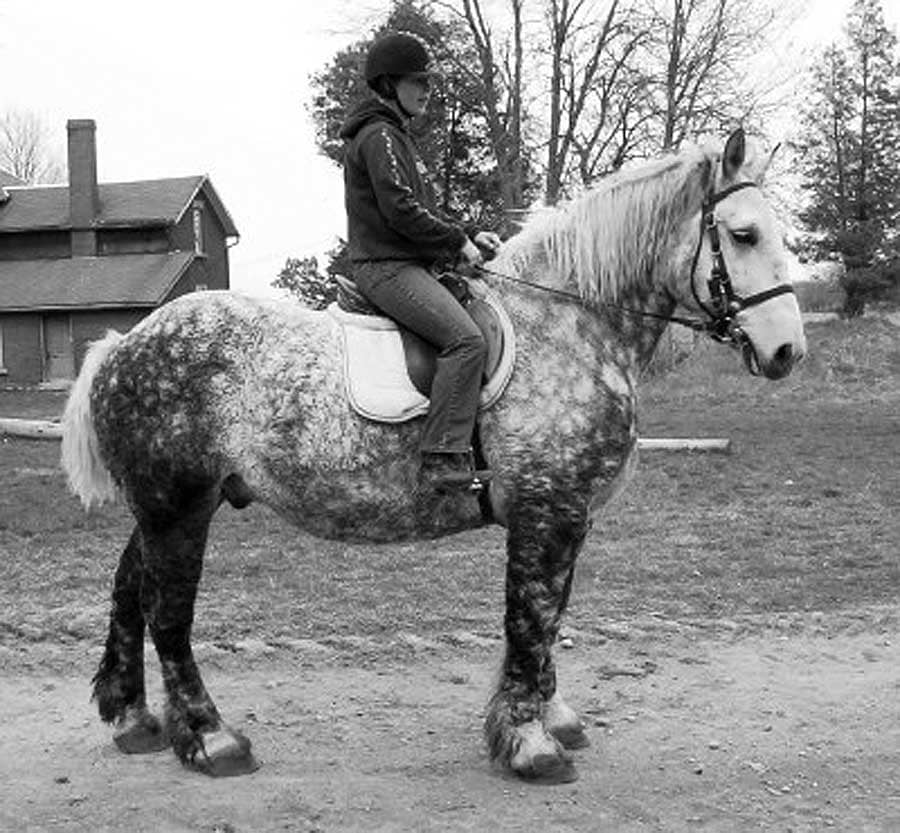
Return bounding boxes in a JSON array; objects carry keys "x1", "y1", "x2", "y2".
[{"x1": 328, "y1": 272, "x2": 516, "y2": 423}]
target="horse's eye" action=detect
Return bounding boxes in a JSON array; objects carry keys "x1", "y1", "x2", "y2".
[{"x1": 730, "y1": 228, "x2": 758, "y2": 246}]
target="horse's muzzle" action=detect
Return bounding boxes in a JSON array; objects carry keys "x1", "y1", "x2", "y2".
[{"x1": 743, "y1": 339, "x2": 802, "y2": 380}]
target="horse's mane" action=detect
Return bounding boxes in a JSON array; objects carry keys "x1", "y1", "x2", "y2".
[{"x1": 497, "y1": 146, "x2": 716, "y2": 304}]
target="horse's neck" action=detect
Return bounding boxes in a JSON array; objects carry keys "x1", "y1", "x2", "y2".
[
  {"x1": 596, "y1": 285, "x2": 676, "y2": 373},
  {"x1": 495, "y1": 272, "x2": 675, "y2": 380},
  {"x1": 535, "y1": 249, "x2": 679, "y2": 371}
]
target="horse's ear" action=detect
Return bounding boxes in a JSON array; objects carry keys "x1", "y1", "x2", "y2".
[{"x1": 722, "y1": 128, "x2": 746, "y2": 179}]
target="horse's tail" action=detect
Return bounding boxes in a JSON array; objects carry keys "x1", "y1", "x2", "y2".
[{"x1": 60, "y1": 330, "x2": 123, "y2": 509}]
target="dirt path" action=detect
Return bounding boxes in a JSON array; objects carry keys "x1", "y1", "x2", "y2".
[{"x1": 3, "y1": 613, "x2": 900, "y2": 833}]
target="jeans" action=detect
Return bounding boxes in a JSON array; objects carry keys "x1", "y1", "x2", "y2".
[{"x1": 352, "y1": 260, "x2": 487, "y2": 454}]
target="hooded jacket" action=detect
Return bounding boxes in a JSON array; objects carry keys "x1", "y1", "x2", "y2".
[{"x1": 339, "y1": 98, "x2": 467, "y2": 264}]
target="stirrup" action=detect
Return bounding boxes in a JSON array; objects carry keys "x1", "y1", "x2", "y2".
[
  {"x1": 419, "y1": 452, "x2": 492, "y2": 494},
  {"x1": 433, "y1": 469, "x2": 492, "y2": 494}
]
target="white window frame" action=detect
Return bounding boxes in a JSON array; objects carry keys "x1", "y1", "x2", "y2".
[{"x1": 192, "y1": 201, "x2": 205, "y2": 255}]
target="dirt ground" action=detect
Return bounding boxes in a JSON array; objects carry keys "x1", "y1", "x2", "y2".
[{"x1": 3, "y1": 609, "x2": 900, "y2": 833}]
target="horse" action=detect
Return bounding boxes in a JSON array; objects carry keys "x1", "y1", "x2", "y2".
[{"x1": 61, "y1": 128, "x2": 805, "y2": 783}]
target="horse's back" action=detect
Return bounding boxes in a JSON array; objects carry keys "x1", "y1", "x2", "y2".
[
  {"x1": 127, "y1": 290, "x2": 330, "y2": 350},
  {"x1": 101, "y1": 291, "x2": 338, "y2": 388}
]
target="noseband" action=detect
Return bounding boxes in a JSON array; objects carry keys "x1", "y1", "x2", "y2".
[{"x1": 689, "y1": 181, "x2": 795, "y2": 344}]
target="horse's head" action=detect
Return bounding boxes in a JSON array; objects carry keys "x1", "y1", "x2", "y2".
[{"x1": 676, "y1": 128, "x2": 806, "y2": 380}]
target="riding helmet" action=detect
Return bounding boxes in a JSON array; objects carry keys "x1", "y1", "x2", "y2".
[{"x1": 364, "y1": 32, "x2": 434, "y2": 87}]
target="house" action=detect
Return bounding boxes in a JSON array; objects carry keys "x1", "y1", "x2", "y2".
[{"x1": 0, "y1": 119, "x2": 239, "y2": 386}]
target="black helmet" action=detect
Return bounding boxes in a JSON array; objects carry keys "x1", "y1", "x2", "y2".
[{"x1": 364, "y1": 32, "x2": 434, "y2": 86}]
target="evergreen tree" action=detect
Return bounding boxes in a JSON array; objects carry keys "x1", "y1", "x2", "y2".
[{"x1": 794, "y1": 0, "x2": 900, "y2": 313}]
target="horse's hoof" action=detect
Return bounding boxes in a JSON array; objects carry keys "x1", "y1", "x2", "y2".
[
  {"x1": 518, "y1": 753, "x2": 579, "y2": 785},
  {"x1": 544, "y1": 692, "x2": 590, "y2": 750},
  {"x1": 189, "y1": 728, "x2": 259, "y2": 777},
  {"x1": 549, "y1": 724, "x2": 591, "y2": 750},
  {"x1": 509, "y1": 720, "x2": 579, "y2": 784},
  {"x1": 113, "y1": 707, "x2": 168, "y2": 754}
]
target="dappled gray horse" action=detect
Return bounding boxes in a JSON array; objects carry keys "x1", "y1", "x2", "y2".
[{"x1": 62, "y1": 129, "x2": 805, "y2": 782}]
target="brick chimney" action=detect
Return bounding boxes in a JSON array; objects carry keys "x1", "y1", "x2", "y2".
[{"x1": 67, "y1": 119, "x2": 99, "y2": 257}]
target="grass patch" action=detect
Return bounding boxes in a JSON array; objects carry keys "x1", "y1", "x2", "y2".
[{"x1": 0, "y1": 389, "x2": 68, "y2": 420}]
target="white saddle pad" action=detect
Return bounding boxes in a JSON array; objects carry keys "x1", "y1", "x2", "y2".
[{"x1": 326, "y1": 284, "x2": 515, "y2": 424}]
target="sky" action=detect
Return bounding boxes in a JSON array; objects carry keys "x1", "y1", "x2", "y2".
[{"x1": 0, "y1": 0, "x2": 898, "y2": 299}]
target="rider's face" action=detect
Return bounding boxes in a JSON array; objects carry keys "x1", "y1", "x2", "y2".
[{"x1": 395, "y1": 75, "x2": 432, "y2": 117}]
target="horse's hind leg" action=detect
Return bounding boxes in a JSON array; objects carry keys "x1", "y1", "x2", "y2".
[
  {"x1": 92, "y1": 526, "x2": 167, "y2": 753},
  {"x1": 485, "y1": 523, "x2": 587, "y2": 783},
  {"x1": 138, "y1": 487, "x2": 258, "y2": 777}
]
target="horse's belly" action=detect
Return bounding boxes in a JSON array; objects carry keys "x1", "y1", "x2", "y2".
[{"x1": 264, "y1": 468, "x2": 487, "y2": 543}]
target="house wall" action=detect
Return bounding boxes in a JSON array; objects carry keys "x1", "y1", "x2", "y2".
[
  {"x1": 98, "y1": 227, "x2": 170, "y2": 256},
  {"x1": 70, "y1": 309, "x2": 147, "y2": 373},
  {"x1": 0, "y1": 313, "x2": 42, "y2": 384},
  {"x1": 169, "y1": 195, "x2": 231, "y2": 290},
  {"x1": 0, "y1": 230, "x2": 70, "y2": 260},
  {"x1": 0, "y1": 309, "x2": 152, "y2": 384},
  {"x1": 161, "y1": 261, "x2": 228, "y2": 305}
]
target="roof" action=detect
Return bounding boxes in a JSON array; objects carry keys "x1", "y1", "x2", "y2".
[
  {"x1": 0, "y1": 175, "x2": 239, "y2": 236},
  {"x1": 0, "y1": 252, "x2": 195, "y2": 311}
]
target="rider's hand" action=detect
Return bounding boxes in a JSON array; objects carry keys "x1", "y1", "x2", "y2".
[
  {"x1": 473, "y1": 231, "x2": 502, "y2": 255},
  {"x1": 459, "y1": 237, "x2": 484, "y2": 267}
]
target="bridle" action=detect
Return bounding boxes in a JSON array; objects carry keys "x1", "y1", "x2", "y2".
[{"x1": 687, "y1": 181, "x2": 795, "y2": 345}]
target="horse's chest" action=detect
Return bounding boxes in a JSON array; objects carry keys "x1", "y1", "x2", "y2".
[
  {"x1": 575, "y1": 369, "x2": 639, "y2": 517},
  {"x1": 586, "y1": 439, "x2": 638, "y2": 520}
]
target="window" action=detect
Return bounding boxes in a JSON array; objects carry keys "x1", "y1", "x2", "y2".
[{"x1": 192, "y1": 201, "x2": 205, "y2": 255}]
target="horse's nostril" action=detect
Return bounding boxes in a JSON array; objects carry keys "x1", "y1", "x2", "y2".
[
  {"x1": 773, "y1": 343, "x2": 793, "y2": 365},
  {"x1": 763, "y1": 342, "x2": 799, "y2": 380}
]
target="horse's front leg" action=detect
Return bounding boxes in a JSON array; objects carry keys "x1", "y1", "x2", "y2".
[
  {"x1": 485, "y1": 519, "x2": 587, "y2": 783},
  {"x1": 543, "y1": 559, "x2": 590, "y2": 752}
]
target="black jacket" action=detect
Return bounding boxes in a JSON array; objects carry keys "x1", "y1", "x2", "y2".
[{"x1": 340, "y1": 99, "x2": 467, "y2": 263}]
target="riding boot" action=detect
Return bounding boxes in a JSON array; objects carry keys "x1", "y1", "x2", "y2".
[{"x1": 419, "y1": 451, "x2": 492, "y2": 494}]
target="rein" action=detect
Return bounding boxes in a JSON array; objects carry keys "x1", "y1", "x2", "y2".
[
  {"x1": 476, "y1": 180, "x2": 795, "y2": 346},
  {"x1": 473, "y1": 264, "x2": 709, "y2": 332}
]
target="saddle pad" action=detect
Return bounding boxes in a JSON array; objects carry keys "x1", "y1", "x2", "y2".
[
  {"x1": 329, "y1": 306, "x2": 429, "y2": 422},
  {"x1": 327, "y1": 284, "x2": 516, "y2": 424}
]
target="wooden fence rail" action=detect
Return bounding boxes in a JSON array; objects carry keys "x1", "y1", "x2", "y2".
[
  {"x1": 0, "y1": 418, "x2": 62, "y2": 440},
  {"x1": 1, "y1": 418, "x2": 731, "y2": 453}
]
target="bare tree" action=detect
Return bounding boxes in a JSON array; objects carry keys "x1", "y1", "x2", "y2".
[
  {"x1": 0, "y1": 110, "x2": 65, "y2": 184},
  {"x1": 648, "y1": 0, "x2": 796, "y2": 152},
  {"x1": 437, "y1": 0, "x2": 531, "y2": 229},
  {"x1": 543, "y1": 0, "x2": 656, "y2": 201},
  {"x1": 403, "y1": 0, "x2": 799, "y2": 213}
]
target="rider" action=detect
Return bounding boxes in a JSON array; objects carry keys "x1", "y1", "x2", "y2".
[{"x1": 340, "y1": 31, "x2": 500, "y2": 494}]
